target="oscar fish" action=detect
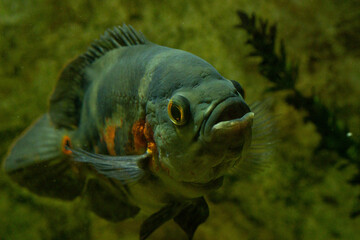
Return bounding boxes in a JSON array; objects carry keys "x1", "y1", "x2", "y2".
[{"x1": 3, "y1": 24, "x2": 270, "y2": 240}]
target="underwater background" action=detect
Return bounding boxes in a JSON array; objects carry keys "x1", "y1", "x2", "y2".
[{"x1": 1, "y1": 0, "x2": 359, "y2": 239}]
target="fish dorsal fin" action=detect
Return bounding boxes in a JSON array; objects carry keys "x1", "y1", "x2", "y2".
[
  {"x1": 84, "y1": 24, "x2": 148, "y2": 61},
  {"x1": 50, "y1": 24, "x2": 148, "y2": 129}
]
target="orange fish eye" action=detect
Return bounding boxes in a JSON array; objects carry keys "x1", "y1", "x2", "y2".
[{"x1": 167, "y1": 95, "x2": 190, "y2": 126}]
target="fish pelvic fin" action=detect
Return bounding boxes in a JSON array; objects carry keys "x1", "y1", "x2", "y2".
[
  {"x1": 49, "y1": 24, "x2": 148, "y2": 129},
  {"x1": 174, "y1": 197, "x2": 209, "y2": 240},
  {"x1": 69, "y1": 147, "x2": 149, "y2": 183},
  {"x1": 140, "y1": 202, "x2": 187, "y2": 240},
  {"x1": 3, "y1": 114, "x2": 85, "y2": 200},
  {"x1": 139, "y1": 198, "x2": 208, "y2": 240}
]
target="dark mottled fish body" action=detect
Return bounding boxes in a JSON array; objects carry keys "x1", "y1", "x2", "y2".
[{"x1": 3, "y1": 25, "x2": 269, "y2": 239}]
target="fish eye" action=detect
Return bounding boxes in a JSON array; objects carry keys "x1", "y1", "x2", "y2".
[
  {"x1": 230, "y1": 80, "x2": 245, "y2": 99},
  {"x1": 167, "y1": 95, "x2": 190, "y2": 126}
]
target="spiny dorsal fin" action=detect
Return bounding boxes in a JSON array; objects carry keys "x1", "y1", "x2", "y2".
[
  {"x1": 84, "y1": 24, "x2": 148, "y2": 62},
  {"x1": 50, "y1": 24, "x2": 148, "y2": 129}
]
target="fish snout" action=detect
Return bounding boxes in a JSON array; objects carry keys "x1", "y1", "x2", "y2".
[{"x1": 203, "y1": 97, "x2": 253, "y2": 150}]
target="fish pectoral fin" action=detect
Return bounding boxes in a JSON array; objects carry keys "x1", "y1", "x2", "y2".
[
  {"x1": 174, "y1": 197, "x2": 209, "y2": 240},
  {"x1": 140, "y1": 202, "x2": 187, "y2": 240},
  {"x1": 69, "y1": 147, "x2": 149, "y2": 182}
]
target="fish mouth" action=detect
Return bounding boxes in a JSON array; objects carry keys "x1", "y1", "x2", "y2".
[
  {"x1": 182, "y1": 176, "x2": 224, "y2": 191},
  {"x1": 202, "y1": 97, "x2": 253, "y2": 143}
]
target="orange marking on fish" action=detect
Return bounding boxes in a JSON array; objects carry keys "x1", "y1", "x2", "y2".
[
  {"x1": 104, "y1": 125, "x2": 116, "y2": 156},
  {"x1": 144, "y1": 122, "x2": 154, "y2": 143},
  {"x1": 144, "y1": 122, "x2": 156, "y2": 154},
  {"x1": 61, "y1": 135, "x2": 81, "y2": 174},
  {"x1": 144, "y1": 121, "x2": 165, "y2": 174},
  {"x1": 61, "y1": 135, "x2": 72, "y2": 155},
  {"x1": 131, "y1": 120, "x2": 147, "y2": 153},
  {"x1": 130, "y1": 120, "x2": 162, "y2": 174}
]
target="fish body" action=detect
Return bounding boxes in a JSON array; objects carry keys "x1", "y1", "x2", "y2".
[{"x1": 3, "y1": 25, "x2": 258, "y2": 239}]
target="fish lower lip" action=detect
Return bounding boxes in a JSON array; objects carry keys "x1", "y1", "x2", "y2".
[
  {"x1": 182, "y1": 177, "x2": 224, "y2": 190},
  {"x1": 212, "y1": 112, "x2": 254, "y2": 132},
  {"x1": 203, "y1": 111, "x2": 253, "y2": 144},
  {"x1": 202, "y1": 97, "x2": 251, "y2": 142}
]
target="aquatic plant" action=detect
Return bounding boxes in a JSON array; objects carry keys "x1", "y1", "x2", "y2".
[{"x1": 236, "y1": 10, "x2": 360, "y2": 217}]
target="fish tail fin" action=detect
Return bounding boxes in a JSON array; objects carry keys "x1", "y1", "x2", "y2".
[{"x1": 3, "y1": 114, "x2": 85, "y2": 200}]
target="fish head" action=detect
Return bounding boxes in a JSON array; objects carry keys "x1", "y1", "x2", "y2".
[{"x1": 148, "y1": 74, "x2": 253, "y2": 196}]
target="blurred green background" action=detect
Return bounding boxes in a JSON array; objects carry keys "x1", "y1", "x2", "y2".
[{"x1": 1, "y1": 0, "x2": 359, "y2": 239}]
